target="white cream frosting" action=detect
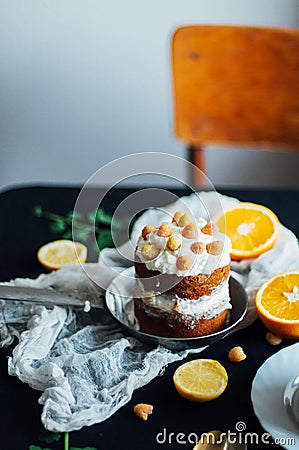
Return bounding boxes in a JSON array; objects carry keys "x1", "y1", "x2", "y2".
[
  {"x1": 136, "y1": 279, "x2": 231, "y2": 321},
  {"x1": 136, "y1": 219, "x2": 232, "y2": 276}
]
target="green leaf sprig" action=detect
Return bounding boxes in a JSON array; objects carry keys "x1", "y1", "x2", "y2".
[
  {"x1": 32, "y1": 205, "x2": 128, "y2": 251},
  {"x1": 38, "y1": 430, "x2": 61, "y2": 444},
  {"x1": 29, "y1": 431, "x2": 97, "y2": 450},
  {"x1": 64, "y1": 432, "x2": 97, "y2": 450}
]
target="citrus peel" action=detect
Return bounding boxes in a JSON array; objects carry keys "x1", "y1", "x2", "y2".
[
  {"x1": 214, "y1": 202, "x2": 279, "y2": 260},
  {"x1": 256, "y1": 271, "x2": 299, "y2": 339}
]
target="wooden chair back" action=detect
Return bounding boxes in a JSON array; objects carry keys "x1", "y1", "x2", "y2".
[{"x1": 171, "y1": 25, "x2": 299, "y2": 185}]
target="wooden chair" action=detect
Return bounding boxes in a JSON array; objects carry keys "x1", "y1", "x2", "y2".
[{"x1": 171, "y1": 25, "x2": 299, "y2": 186}]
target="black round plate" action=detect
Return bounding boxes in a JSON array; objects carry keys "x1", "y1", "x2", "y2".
[{"x1": 105, "y1": 267, "x2": 248, "y2": 351}]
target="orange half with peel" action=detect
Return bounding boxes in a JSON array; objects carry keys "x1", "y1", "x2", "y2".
[
  {"x1": 256, "y1": 271, "x2": 299, "y2": 339},
  {"x1": 214, "y1": 202, "x2": 279, "y2": 260}
]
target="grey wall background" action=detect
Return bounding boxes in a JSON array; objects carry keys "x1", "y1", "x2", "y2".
[{"x1": 1, "y1": 0, "x2": 299, "y2": 189}]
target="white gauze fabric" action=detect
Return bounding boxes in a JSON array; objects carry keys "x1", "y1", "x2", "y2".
[{"x1": 0, "y1": 191, "x2": 298, "y2": 432}]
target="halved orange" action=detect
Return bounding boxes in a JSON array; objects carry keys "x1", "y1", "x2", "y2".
[
  {"x1": 173, "y1": 359, "x2": 228, "y2": 402},
  {"x1": 214, "y1": 202, "x2": 280, "y2": 260},
  {"x1": 256, "y1": 271, "x2": 299, "y2": 339},
  {"x1": 37, "y1": 240, "x2": 87, "y2": 270}
]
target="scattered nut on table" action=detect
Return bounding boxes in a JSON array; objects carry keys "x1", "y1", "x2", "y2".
[
  {"x1": 266, "y1": 332, "x2": 282, "y2": 346},
  {"x1": 228, "y1": 346, "x2": 247, "y2": 362},
  {"x1": 133, "y1": 403, "x2": 153, "y2": 421}
]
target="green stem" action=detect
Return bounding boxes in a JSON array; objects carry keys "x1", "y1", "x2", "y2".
[
  {"x1": 74, "y1": 222, "x2": 93, "y2": 230},
  {"x1": 64, "y1": 432, "x2": 69, "y2": 450},
  {"x1": 43, "y1": 212, "x2": 66, "y2": 222},
  {"x1": 44, "y1": 212, "x2": 98, "y2": 229}
]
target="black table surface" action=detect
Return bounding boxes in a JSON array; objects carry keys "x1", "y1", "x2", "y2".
[{"x1": 0, "y1": 184, "x2": 298, "y2": 450}]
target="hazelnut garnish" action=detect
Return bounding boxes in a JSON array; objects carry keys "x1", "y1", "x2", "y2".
[
  {"x1": 141, "y1": 244, "x2": 159, "y2": 260},
  {"x1": 176, "y1": 255, "x2": 193, "y2": 271},
  {"x1": 190, "y1": 242, "x2": 205, "y2": 254},
  {"x1": 157, "y1": 223, "x2": 173, "y2": 238},
  {"x1": 206, "y1": 241, "x2": 223, "y2": 255},
  {"x1": 133, "y1": 403, "x2": 153, "y2": 421},
  {"x1": 201, "y1": 222, "x2": 214, "y2": 235},
  {"x1": 167, "y1": 235, "x2": 182, "y2": 251},
  {"x1": 178, "y1": 213, "x2": 192, "y2": 227},
  {"x1": 266, "y1": 332, "x2": 282, "y2": 346},
  {"x1": 182, "y1": 223, "x2": 198, "y2": 239},
  {"x1": 172, "y1": 211, "x2": 184, "y2": 225},
  {"x1": 142, "y1": 224, "x2": 157, "y2": 239},
  {"x1": 228, "y1": 346, "x2": 247, "y2": 362}
]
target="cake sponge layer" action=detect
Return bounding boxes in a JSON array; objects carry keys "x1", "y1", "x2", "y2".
[{"x1": 135, "y1": 256, "x2": 230, "y2": 299}]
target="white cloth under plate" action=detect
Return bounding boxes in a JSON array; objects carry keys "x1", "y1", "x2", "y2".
[{"x1": 1, "y1": 191, "x2": 298, "y2": 432}]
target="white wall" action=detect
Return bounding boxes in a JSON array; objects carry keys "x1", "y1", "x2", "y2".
[{"x1": 1, "y1": 0, "x2": 298, "y2": 189}]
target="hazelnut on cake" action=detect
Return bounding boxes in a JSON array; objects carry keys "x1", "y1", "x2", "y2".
[{"x1": 134, "y1": 211, "x2": 232, "y2": 338}]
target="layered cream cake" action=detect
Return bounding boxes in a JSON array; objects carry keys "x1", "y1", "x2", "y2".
[{"x1": 134, "y1": 211, "x2": 232, "y2": 338}]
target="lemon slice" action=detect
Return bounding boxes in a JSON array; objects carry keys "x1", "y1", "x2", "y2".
[
  {"x1": 37, "y1": 240, "x2": 87, "y2": 270},
  {"x1": 173, "y1": 359, "x2": 228, "y2": 402}
]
